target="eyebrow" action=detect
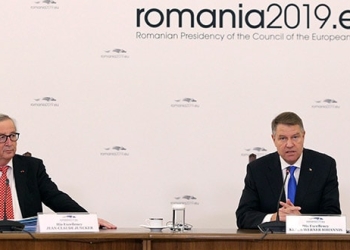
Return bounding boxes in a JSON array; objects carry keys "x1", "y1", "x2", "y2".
[
  {"x1": 0, "y1": 132, "x2": 17, "y2": 135},
  {"x1": 278, "y1": 132, "x2": 301, "y2": 137}
]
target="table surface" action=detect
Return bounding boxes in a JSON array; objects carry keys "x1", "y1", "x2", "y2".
[{"x1": 0, "y1": 228, "x2": 349, "y2": 241}]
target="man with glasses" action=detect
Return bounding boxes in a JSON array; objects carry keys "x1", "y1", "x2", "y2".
[
  {"x1": 0, "y1": 114, "x2": 116, "y2": 229},
  {"x1": 236, "y1": 111, "x2": 341, "y2": 229}
]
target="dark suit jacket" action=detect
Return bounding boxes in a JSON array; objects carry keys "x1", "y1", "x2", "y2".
[
  {"x1": 13, "y1": 154, "x2": 87, "y2": 218},
  {"x1": 236, "y1": 148, "x2": 341, "y2": 229}
]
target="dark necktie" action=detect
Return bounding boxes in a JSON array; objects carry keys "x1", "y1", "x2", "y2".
[{"x1": 288, "y1": 166, "x2": 297, "y2": 204}]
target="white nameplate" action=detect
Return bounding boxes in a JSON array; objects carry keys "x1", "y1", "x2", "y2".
[
  {"x1": 286, "y1": 215, "x2": 346, "y2": 234},
  {"x1": 37, "y1": 213, "x2": 99, "y2": 233}
]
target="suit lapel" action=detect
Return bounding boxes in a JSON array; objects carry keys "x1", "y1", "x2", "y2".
[
  {"x1": 295, "y1": 150, "x2": 314, "y2": 204},
  {"x1": 12, "y1": 155, "x2": 28, "y2": 214},
  {"x1": 266, "y1": 153, "x2": 285, "y2": 201}
]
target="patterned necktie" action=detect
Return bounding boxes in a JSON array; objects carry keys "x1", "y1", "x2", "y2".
[
  {"x1": 288, "y1": 166, "x2": 297, "y2": 204},
  {"x1": 0, "y1": 166, "x2": 14, "y2": 220}
]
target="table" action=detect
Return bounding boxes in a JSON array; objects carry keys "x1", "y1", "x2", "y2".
[{"x1": 0, "y1": 228, "x2": 350, "y2": 250}]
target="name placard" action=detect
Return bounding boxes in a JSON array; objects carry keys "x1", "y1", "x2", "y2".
[
  {"x1": 286, "y1": 215, "x2": 346, "y2": 234},
  {"x1": 37, "y1": 213, "x2": 99, "y2": 233}
]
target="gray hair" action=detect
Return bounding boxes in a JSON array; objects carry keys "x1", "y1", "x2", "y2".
[
  {"x1": 271, "y1": 112, "x2": 304, "y2": 135},
  {"x1": 0, "y1": 114, "x2": 17, "y2": 130}
]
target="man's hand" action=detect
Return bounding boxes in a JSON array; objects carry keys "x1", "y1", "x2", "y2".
[
  {"x1": 271, "y1": 199, "x2": 301, "y2": 222},
  {"x1": 98, "y1": 218, "x2": 117, "y2": 229}
]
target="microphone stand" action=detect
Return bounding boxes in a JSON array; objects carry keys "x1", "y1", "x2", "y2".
[
  {"x1": 258, "y1": 167, "x2": 290, "y2": 233},
  {"x1": 0, "y1": 179, "x2": 24, "y2": 232}
]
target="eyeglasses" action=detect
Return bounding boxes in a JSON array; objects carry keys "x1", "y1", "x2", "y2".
[{"x1": 0, "y1": 133, "x2": 20, "y2": 143}]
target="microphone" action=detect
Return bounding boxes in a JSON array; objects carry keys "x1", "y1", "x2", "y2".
[
  {"x1": 0, "y1": 179, "x2": 24, "y2": 232},
  {"x1": 257, "y1": 167, "x2": 290, "y2": 233}
]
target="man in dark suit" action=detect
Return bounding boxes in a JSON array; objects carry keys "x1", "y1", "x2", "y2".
[
  {"x1": 236, "y1": 112, "x2": 341, "y2": 229},
  {"x1": 0, "y1": 114, "x2": 116, "y2": 229}
]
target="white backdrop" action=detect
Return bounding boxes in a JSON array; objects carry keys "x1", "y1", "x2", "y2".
[{"x1": 1, "y1": 0, "x2": 350, "y2": 229}]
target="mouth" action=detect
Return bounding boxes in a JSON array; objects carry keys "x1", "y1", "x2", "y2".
[
  {"x1": 285, "y1": 150, "x2": 296, "y2": 155},
  {"x1": 3, "y1": 149, "x2": 14, "y2": 154}
]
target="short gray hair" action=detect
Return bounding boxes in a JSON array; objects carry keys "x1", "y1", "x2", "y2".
[
  {"x1": 0, "y1": 114, "x2": 17, "y2": 130},
  {"x1": 271, "y1": 112, "x2": 304, "y2": 135}
]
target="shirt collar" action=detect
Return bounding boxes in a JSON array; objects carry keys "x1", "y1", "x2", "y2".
[
  {"x1": 6, "y1": 158, "x2": 13, "y2": 169},
  {"x1": 279, "y1": 153, "x2": 303, "y2": 170}
]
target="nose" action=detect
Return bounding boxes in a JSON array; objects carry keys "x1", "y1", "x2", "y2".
[
  {"x1": 286, "y1": 138, "x2": 294, "y2": 147},
  {"x1": 4, "y1": 137, "x2": 13, "y2": 146}
]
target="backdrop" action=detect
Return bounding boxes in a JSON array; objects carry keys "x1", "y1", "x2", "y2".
[{"x1": 1, "y1": 0, "x2": 349, "y2": 229}]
